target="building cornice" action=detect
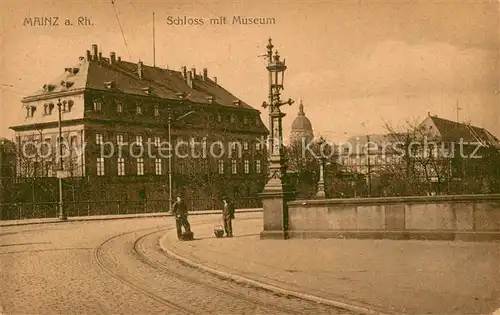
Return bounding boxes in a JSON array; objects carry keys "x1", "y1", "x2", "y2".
[
  {"x1": 21, "y1": 88, "x2": 86, "y2": 103},
  {"x1": 10, "y1": 117, "x2": 268, "y2": 136}
]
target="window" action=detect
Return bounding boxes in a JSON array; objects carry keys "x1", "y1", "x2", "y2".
[
  {"x1": 135, "y1": 135, "x2": 143, "y2": 145},
  {"x1": 117, "y1": 102, "x2": 123, "y2": 113},
  {"x1": 154, "y1": 105, "x2": 159, "y2": 117},
  {"x1": 137, "y1": 158, "x2": 144, "y2": 175},
  {"x1": 136, "y1": 104, "x2": 142, "y2": 115},
  {"x1": 70, "y1": 136, "x2": 78, "y2": 150},
  {"x1": 154, "y1": 136, "x2": 161, "y2": 147},
  {"x1": 255, "y1": 141, "x2": 262, "y2": 151},
  {"x1": 218, "y1": 160, "x2": 224, "y2": 174},
  {"x1": 117, "y1": 134, "x2": 124, "y2": 145},
  {"x1": 155, "y1": 158, "x2": 162, "y2": 175},
  {"x1": 243, "y1": 141, "x2": 249, "y2": 150},
  {"x1": 117, "y1": 157, "x2": 125, "y2": 176},
  {"x1": 256, "y1": 160, "x2": 261, "y2": 174},
  {"x1": 96, "y1": 133, "x2": 103, "y2": 145},
  {"x1": 230, "y1": 115, "x2": 236, "y2": 123},
  {"x1": 26, "y1": 106, "x2": 36, "y2": 117},
  {"x1": 93, "y1": 101, "x2": 102, "y2": 112},
  {"x1": 231, "y1": 159, "x2": 237, "y2": 174},
  {"x1": 243, "y1": 116, "x2": 249, "y2": 124},
  {"x1": 244, "y1": 159, "x2": 250, "y2": 174},
  {"x1": 97, "y1": 157, "x2": 105, "y2": 176},
  {"x1": 43, "y1": 103, "x2": 54, "y2": 115},
  {"x1": 255, "y1": 117, "x2": 260, "y2": 125},
  {"x1": 217, "y1": 114, "x2": 222, "y2": 123}
]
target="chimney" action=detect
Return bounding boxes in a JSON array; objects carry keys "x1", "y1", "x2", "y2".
[
  {"x1": 110, "y1": 52, "x2": 116, "y2": 64},
  {"x1": 191, "y1": 67, "x2": 196, "y2": 78},
  {"x1": 181, "y1": 66, "x2": 187, "y2": 80},
  {"x1": 138, "y1": 61, "x2": 143, "y2": 79},
  {"x1": 213, "y1": 77, "x2": 217, "y2": 84},
  {"x1": 86, "y1": 50, "x2": 91, "y2": 61},
  {"x1": 187, "y1": 71, "x2": 193, "y2": 88},
  {"x1": 203, "y1": 68, "x2": 208, "y2": 81},
  {"x1": 117, "y1": 56, "x2": 121, "y2": 62},
  {"x1": 98, "y1": 52, "x2": 102, "y2": 61},
  {"x1": 92, "y1": 44, "x2": 98, "y2": 60}
]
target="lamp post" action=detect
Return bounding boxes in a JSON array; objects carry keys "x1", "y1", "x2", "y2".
[
  {"x1": 315, "y1": 136, "x2": 326, "y2": 199},
  {"x1": 167, "y1": 108, "x2": 196, "y2": 212},
  {"x1": 259, "y1": 38, "x2": 295, "y2": 240},
  {"x1": 56, "y1": 99, "x2": 67, "y2": 220}
]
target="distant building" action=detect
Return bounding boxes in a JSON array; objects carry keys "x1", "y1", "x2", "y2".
[
  {"x1": 289, "y1": 100, "x2": 314, "y2": 145},
  {"x1": 338, "y1": 113, "x2": 500, "y2": 195},
  {"x1": 10, "y1": 44, "x2": 268, "y2": 207}
]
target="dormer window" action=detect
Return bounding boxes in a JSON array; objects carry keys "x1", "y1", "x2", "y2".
[
  {"x1": 175, "y1": 92, "x2": 187, "y2": 100},
  {"x1": 93, "y1": 101, "x2": 102, "y2": 112},
  {"x1": 65, "y1": 67, "x2": 80, "y2": 75},
  {"x1": 142, "y1": 87, "x2": 152, "y2": 95},
  {"x1": 60, "y1": 81, "x2": 74, "y2": 89},
  {"x1": 104, "y1": 81, "x2": 115, "y2": 90},
  {"x1": 233, "y1": 100, "x2": 241, "y2": 107},
  {"x1": 136, "y1": 104, "x2": 142, "y2": 115},
  {"x1": 42, "y1": 84, "x2": 56, "y2": 92},
  {"x1": 116, "y1": 102, "x2": 123, "y2": 113}
]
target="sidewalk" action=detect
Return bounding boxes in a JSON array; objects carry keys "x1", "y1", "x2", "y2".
[
  {"x1": 0, "y1": 208, "x2": 262, "y2": 227},
  {"x1": 160, "y1": 213, "x2": 500, "y2": 315}
]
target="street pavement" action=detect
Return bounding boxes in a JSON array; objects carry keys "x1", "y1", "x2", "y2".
[
  {"x1": 0, "y1": 212, "x2": 352, "y2": 315},
  {"x1": 161, "y1": 213, "x2": 500, "y2": 315}
]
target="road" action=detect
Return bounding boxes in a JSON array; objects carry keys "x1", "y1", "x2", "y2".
[{"x1": 0, "y1": 215, "x2": 354, "y2": 315}]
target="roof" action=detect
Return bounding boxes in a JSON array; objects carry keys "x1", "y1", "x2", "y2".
[
  {"x1": 23, "y1": 47, "x2": 256, "y2": 111},
  {"x1": 428, "y1": 116, "x2": 500, "y2": 149}
]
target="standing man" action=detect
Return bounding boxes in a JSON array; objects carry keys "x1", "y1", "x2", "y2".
[
  {"x1": 172, "y1": 195, "x2": 191, "y2": 240},
  {"x1": 222, "y1": 196, "x2": 235, "y2": 237}
]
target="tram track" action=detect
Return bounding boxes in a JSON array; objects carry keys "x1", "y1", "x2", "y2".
[
  {"x1": 93, "y1": 216, "x2": 355, "y2": 314},
  {"x1": 133, "y1": 229, "x2": 325, "y2": 315}
]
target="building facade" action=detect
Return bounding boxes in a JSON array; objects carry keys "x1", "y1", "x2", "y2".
[{"x1": 10, "y1": 44, "x2": 268, "y2": 208}]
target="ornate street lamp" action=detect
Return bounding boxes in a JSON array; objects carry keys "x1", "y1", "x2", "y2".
[
  {"x1": 315, "y1": 136, "x2": 326, "y2": 199},
  {"x1": 167, "y1": 107, "x2": 196, "y2": 212},
  {"x1": 56, "y1": 99, "x2": 67, "y2": 220},
  {"x1": 259, "y1": 38, "x2": 294, "y2": 240}
]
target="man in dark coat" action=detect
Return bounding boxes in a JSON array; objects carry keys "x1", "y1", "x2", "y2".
[
  {"x1": 172, "y1": 195, "x2": 191, "y2": 239},
  {"x1": 221, "y1": 196, "x2": 235, "y2": 237}
]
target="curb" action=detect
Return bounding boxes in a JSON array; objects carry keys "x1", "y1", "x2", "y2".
[
  {"x1": 159, "y1": 233, "x2": 397, "y2": 315},
  {"x1": 0, "y1": 208, "x2": 262, "y2": 227}
]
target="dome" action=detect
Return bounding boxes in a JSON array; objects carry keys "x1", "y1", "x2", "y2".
[
  {"x1": 291, "y1": 101, "x2": 313, "y2": 132},
  {"x1": 289, "y1": 100, "x2": 314, "y2": 145}
]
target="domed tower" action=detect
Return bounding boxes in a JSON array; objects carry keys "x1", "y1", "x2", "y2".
[{"x1": 289, "y1": 99, "x2": 314, "y2": 145}]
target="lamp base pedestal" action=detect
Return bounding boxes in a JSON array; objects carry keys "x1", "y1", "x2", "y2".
[{"x1": 259, "y1": 185, "x2": 294, "y2": 240}]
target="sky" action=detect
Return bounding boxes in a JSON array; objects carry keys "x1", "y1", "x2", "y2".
[{"x1": 1, "y1": 0, "x2": 499, "y2": 143}]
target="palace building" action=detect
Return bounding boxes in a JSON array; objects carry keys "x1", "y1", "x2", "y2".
[{"x1": 10, "y1": 44, "x2": 268, "y2": 208}]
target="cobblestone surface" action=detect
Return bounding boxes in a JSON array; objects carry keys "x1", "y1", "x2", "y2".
[
  {"x1": 162, "y1": 214, "x2": 500, "y2": 315},
  {"x1": 0, "y1": 213, "x2": 352, "y2": 314}
]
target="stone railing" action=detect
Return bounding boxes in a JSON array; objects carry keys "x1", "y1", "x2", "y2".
[{"x1": 287, "y1": 194, "x2": 500, "y2": 241}]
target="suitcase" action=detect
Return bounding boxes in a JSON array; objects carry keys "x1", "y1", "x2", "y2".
[
  {"x1": 214, "y1": 225, "x2": 224, "y2": 238},
  {"x1": 181, "y1": 231, "x2": 194, "y2": 241}
]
